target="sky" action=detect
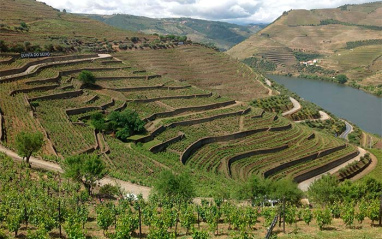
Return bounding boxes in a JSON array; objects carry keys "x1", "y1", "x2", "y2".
[{"x1": 38, "y1": 0, "x2": 376, "y2": 24}]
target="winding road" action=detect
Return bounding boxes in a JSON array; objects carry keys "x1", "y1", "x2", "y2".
[
  {"x1": 339, "y1": 120, "x2": 353, "y2": 140},
  {"x1": 282, "y1": 97, "x2": 301, "y2": 116}
]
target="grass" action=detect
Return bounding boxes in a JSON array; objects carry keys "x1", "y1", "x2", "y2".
[{"x1": 362, "y1": 149, "x2": 382, "y2": 182}]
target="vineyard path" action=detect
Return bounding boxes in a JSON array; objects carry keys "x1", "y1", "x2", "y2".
[{"x1": 0, "y1": 143, "x2": 152, "y2": 199}]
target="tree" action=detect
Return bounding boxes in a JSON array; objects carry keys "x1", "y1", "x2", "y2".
[
  {"x1": 336, "y1": 74, "x2": 348, "y2": 84},
  {"x1": 152, "y1": 170, "x2": 195, "y2": 236},
  {"x1": 271, "y1": 178, "x2": 303, "y2": 204},
  {"x1": 90, "y1": 112, "x2": 106, "y2": 131},
  {"x1": 15, "y1": 131, "x2": 44, "y2": 167},
  {"x1": 307, "y1": 174, "x2": 340, "y2": 205},
  {"x1": 62, "y1": 154, "x2": 107, "y2": 195},
  {"x1": 107, "y1": 109, "x2": 145, "y2": 140},
  {"x1": 78, "y1": 70, "x2": 96, "y2": 86}
]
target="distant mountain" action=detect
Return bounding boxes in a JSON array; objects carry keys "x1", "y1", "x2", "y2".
[
  {"x1": 227, "y1": 1, "x2": 382, "y2": 95},
  {"x1": 85, "y1": 14, "x2": 265, "y2": 51}
]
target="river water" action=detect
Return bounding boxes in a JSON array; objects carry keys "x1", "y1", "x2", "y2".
[{"x1": 267, "y1": 75, "x2": 382, "y2": 137}]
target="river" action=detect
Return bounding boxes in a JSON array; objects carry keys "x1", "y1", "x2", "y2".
[{"x1": 267, "y1": 75, "x2": 382, "y2": 137}]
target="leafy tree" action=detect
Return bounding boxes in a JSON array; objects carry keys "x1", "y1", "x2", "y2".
[
  {"x1": 336, "y1": 74, "x2": 348, "y2": 84},
  {"x1": 341, "y1": 202, "x2": 355, "y2": 227},
  {"x1": 153, "y1": 170, "x2": 195, "y2": 236},
  {"x1": 90, "y1": 112, "x2": 106, "y2": 131},
  {"x1": 78, "y1": 70, "x2": 96, "y2": 86},
  {"x1": 107, "y1": 109, "x2": 145, "y2": 140},
  {"x1": 0, "y1": 40, "x2": 9, "y2": 52},
  {"x1": 239, "y1": 175, "x2": 271, "y2": 205},
  {"x1": 62, "y1": 154, "x2": 107, "y2": 195},
  {"x1": 15, "y1": 131, "x2": 44, "y2": 167},
  {"x1": 96, "y1": 204, "x2": 114, "y2": 235},
  {"x1": 308, "y1": 174, "x2": 340, "y2": 205},
  {"x1": 271, "y1": 178, "x2": 303, "y2": 204}
]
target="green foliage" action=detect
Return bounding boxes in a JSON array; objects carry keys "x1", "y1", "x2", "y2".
[
  {"x1": 64, "y1": 214, "x2": 86, "y2": 239},
  {"x1": 114, "y1": 213, "x2": 138, "y2": 239},
  {"x1": 308, "y1": 174, "x2": 340, "y2": 205},
  {"x1": 90, "y1": 112, "x2": 106, "y2": 131},
  {"x1": 99, "y1": 184, "x2": 121, "y2": 198},
  {"x1": 336, "y1": 74, "x2": 348, "y2": 84},
  {"x1": 62, "y1": 154, "x2": 107, "y2": 195},
  {"x1": 15, "y1": 131, "x2": 44, "y2": 165},
  {"x1": 153, "y1": 170, "x2": 195, "y2": 203},
  {"x1": 315, "y1": 208, "x2": 332, "y2": 230},
  {"x1": 251, "y1": 95, "x2": 292, "y2": 113},
  {"x1": 302, "y1": 207, "x2": 313, "y2": 225},
  {"x1": 302, "y1": 119, "x2": 346, "y2": 136},
  {"x1": 78, "y1": 70, "x2": 96, "y2": 86},
  {"x1": 107, "y1": 109, "x2": 146, "y2": 140},
  {"x1": 346, "y1": 39, "x2": 382, "y2": 49},
  {"x1": 341, "y1": 202, "x2": 355, "y2": 227},
  {"x1": 348, "y1": 127, "x2": 362, "y2": 145},
  {"x1": 272, "y1": 178, "x2": 303, "y2": 204},
  {"x1": 96, "y1": 204, "x2": 115, "y2": 234},
  {"x1": 192, "y1": 229, "x2": 209, "y2": 239},
  {"x1": 243, "y1": 57, "x2": 276, "y2": 72},
  {"x1": 293, "y1": 52, "x2": 321, "y2": 62}
]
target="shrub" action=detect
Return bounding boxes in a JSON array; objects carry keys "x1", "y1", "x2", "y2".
[{"x1": 78, "y1": 70, "x2": 96, "y2": 86}]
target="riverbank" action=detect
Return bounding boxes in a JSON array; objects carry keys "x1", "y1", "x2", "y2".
[
  {"x1": 268, "y1": 71, "x2": 382, "y2": 97},
  {"x1": 268, "y1": 74, "x2": 382, "y2": 137}
]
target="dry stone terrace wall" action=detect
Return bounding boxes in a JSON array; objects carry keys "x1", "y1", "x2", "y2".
[
  {"x1": 180, "y1": 124, "x2": 292, "y2": 165},
  {"x1": 144, "y1": 100, "x2": 236, "y2": 122},
  {"x1": 66, "y1": 99, "x2": 115, "y2": 116},
  {"x1": 263, "y1": 144, "x2": 347, "y2": 178},
  {"x1": 127, "y1": 93, "x2": 212, "y2": 104},
  {"x1": 28, "y1": 90, "x2": 83, "y2": 102},
  {"x1": 96, "y1": 74, "x2": 161, "y2": 81},
  {"x1": 150, "y1": 133, "x2": 185, "y2": 153},
  {"x1": 109, "y1": 85, "x2": 191, "y2": 92},
  {"x1": 293, "y1": 150, "x2": 360, "y2": 183},
  {"x1": 0, "y1": 54, "x2": 98, "y2": 77},
  {"x1": 25, "y1": 67, "x2": 129, "y2": 85},
  {"x1": 227, "y1": 145, "x2": 289, "y2": 177},
  {"x1": 10, "y1": 84, "x2": 60, "y2": 96},
  {"x1": 0, "y1": 109, "x2": 4, "y2": 141}
]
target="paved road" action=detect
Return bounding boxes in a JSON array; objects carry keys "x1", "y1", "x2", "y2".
[
  {"x1": 282, "y1": 97, "x2": 301, "y2": 116},
  {"x1": 340, "y1": 120, "x2": 353, "y2": 140}
]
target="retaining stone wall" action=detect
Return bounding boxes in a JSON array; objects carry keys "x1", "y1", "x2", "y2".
[
  {"x1": 84, "y1": 95, "x2": 99, "y2": 104},
  {"x1": 150, "y1": 133, "x2": 185, "y2": 153},
  {"x1": 144, "y1": 100, "x2": 235, "y2": 122},
  {"x1": 180, "y1": 127, "x2": 270, "y2": 164},
  {"x1": 338, "y1": 158, "x2": 371, "y2": 181},
  {"x1": 294, "y1": 150, "x2": 360, "y2": 183},
  {"x1": 10, "y1": 84, "x2": 59, "y2": 96},
  {"x1": 227, "y1": 145, "x2": 289, "y2": 176},
  {"x1": 264, "y1": 144, "x2": 346, "y2": 178},
  {"x1": 0, "y1": 54, "x2": 97, "y2": 77},
  {"x1": 0, "y1": 113, "x2": 3, "y2": 141},
  {"x1": 28, "y1": 90, "x2": 83, "y2": 102},
  {"x1": 128, "y1": 93, "x2": 212, "y2": 104}
]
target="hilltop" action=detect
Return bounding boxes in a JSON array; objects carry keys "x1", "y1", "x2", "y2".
[
  {"x1": 228, "y1": 2, "x2": 382, "y2": 95},
  {"x1": 84, "y1": 14, "x2": 264, "y2": 51}
]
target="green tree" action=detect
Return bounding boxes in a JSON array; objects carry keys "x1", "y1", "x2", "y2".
[
  {"x1": 62, "y1": 154, "x2": 107, "y2": 195},
  {"x1": 78, "y1": 70, "x2": 96, "y2": 86},
  {"x1": 153, "y1": 170, "x2": 195, "y2": 236},
  {"x1": 90, "y1": 112, "x2": 106, "y2": 131},
  {"x1": 15, "y1": 131, "x2": 44, "y2": 167},
  {"x1": 107, "y1": 109, "x2": 145, "y2": 140},
  {"x1": 308, "y1": 174, "x2": 340, "y2": 205},
  {"x1": 315, "y1": 207, "x2": 332, "y2": 230},
  {"x1": 336, "y1": 74, "x2": 348, "y2": 84},
  {"x1": 271, "y1": 178, "x2": 303, "y2": 204}
]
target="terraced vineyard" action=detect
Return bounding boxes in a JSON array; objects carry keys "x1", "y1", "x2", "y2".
[
  {"x1": 0, "y1": 51, "x2": 359, "y2": 192},
  {"x1": 117, "y1": 45, "x2": 270, "y2": 102}
]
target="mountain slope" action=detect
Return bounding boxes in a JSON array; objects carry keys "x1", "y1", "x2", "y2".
[
  {"x1": 85, "y1": 14, "x2": 264, "y2": 51},
  {"x1": 0, "y1": 0, "x2": 154, "y2": 52},
  {"x1": 227, "y1": 2, "x2": 382, "y2": 94}
]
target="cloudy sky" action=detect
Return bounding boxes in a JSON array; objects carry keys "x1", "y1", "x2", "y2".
[{"x1": 38, "y1": 0, "x2": 375, "y2": 24}]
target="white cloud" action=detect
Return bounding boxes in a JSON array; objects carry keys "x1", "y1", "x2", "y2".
[{"x1": 37, "y1": 0, "x2": 375, "y2": 23}]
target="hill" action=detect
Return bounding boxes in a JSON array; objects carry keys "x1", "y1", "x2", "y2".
[
  {"x1": 0, "y1": 0, "x2": 371, "y2": 198},
  {"x1": 85, "y1": 14, "x2": 264, "y2": 51},
  {"x1": 0, "y1": 0, "x2": 156, "y2": 53},
  {"x1": 227, "y1": 2, "x2": 382, "y2": 95}
]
